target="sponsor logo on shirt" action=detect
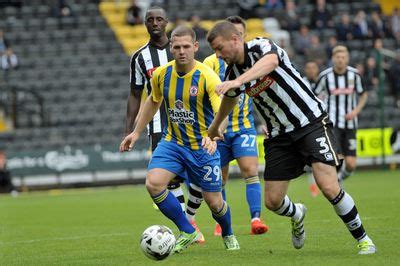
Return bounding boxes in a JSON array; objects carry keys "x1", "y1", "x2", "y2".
[
  {"x1": 245, "y1": 76, "x2": 275, "y2": 97},
  {"x1": 189, "y1": 86, "x2": 198, "y2": 96},
  {"x1": 168, "y1": 100, "x2": 195, "y2": 125},
  {"x1": 330, "y1": 87, "x2": 355, "y2": 95}
]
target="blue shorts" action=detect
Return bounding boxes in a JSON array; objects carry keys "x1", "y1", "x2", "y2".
[
  {"x1": 148, "y1": 140, "x2": 222, "y2": 192},
  {"x1": 218, "y1": 128, "x2": 258, "y2": 167}
]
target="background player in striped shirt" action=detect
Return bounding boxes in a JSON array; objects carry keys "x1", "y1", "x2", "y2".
[
  {"x1": 303, "y1": 61, "x2": 321, "y2": 197},
  {"x1": 206, "y1": 21, "x2": 376, "y2": 254},
  {"x1": 186, "y1": 16, "x2": 268, "y2": 236},
  {"x1": 314, "y1": 46, "x2": 368, "y2": 184},
  {"x1": 120, "y1": 25, "x2": 240, "y2": 252},
  {"x1": 125, "y1": 7, "x2": 187, "y2": 215}
]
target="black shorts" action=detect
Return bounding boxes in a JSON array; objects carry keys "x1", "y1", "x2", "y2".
[
  {"x1": 333, "y1": 127, "x2": 357, "y2": 157},
  {"x1": 264, "y1": 116, "x2": 341, "y2": 181},
  {"x1": 149, "y1": 133, "x2": 162, "y2": 152},
  {"x1": 149, "y1": 133, "x2": 184, "y2": 184}
]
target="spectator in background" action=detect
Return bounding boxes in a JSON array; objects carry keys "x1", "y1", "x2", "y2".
[
  {"x1": 353, "y1": 10, "x2": 369, "y2": 39},
  {"x1": 325, "y1": 35, "x2": 338, "y2": 64},
  {"x1": 0, "y1": 30, "x2": 18, "y2": 71},
  {"x1": 1, "y1": 48, "x2": 18, "y2": 70},
  {"x1": 278, "y1": 0, "x2": 300, "y2": 31},
  {"x1": 306, "y1": 35, "x2": 327, "y2": 68},
  {"x1": 53, "y1": 0, "x2": 74, "y2": 18},
  {"x1": 236, "y1": 0, "x2": 259, "y2": 19},
  {"x1": 189, "y1": 14, "x2": 208, "y2": 40},
  {"x1": 126, "y1": 0, "x2": 142, "y2": 26},
  {"x1": 0, "y1": 29, "x2": 10, "y2": 55},
  {"x1": 370, "y1": 38, "x2": 389, "y2": 70},
  {"x1": 364, "y1": 57, "x2": 379, "y2": 91},
  {"x1": 167, "y1": 17, "x2": 187, "y2": 38},
  {"x1": 311, "y1": 0, "x2": 333, "y2": 30},
  {"x1": 295, "y1": 24, "x2": 312, "y2": 55},
  {"x1": 263, "y1": 0, "x2": 284, "y2": 12},
  {"x1": 388, "y1": 51, "x2": 400, "y2": 108},
  {"x1": 369, "y1": 11, "x2": 387, "y2": 39},
  {"x1": 390, "y1": 8, "x2": 400, "y2": 41},
  {"x1": 336, "y1": 13, "x2": 353, "y2": 41}
]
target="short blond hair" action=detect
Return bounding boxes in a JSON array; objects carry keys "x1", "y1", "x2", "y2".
[{"x1": 332, "y1": 45, "x2": 349, "y2": 56}]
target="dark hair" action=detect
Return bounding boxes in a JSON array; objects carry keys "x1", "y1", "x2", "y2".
[
  {"x1": 171, "y1": 25, "x2": 196, "y2": 42},
  {"x1": 207, "y1": 21, "x2": 240, "y2": 43},
  {"x1": 145, "y1": 6, "x2": 167, "y2": 19},
  {"x1": 225, "y1": 16, "x2": 246, "y2": 30}
]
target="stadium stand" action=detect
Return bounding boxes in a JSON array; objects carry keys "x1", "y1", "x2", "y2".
[
  {"x1": 0, "y1": 0, "x2": 128, "y2": 151},
  {"x1": 0, "y1": 0, "x2": 399, "y2": 161}
]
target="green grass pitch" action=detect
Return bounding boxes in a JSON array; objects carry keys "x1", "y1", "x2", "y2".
[{"x1": 1, "y1": 170, "x2": 399, "y2": 265}]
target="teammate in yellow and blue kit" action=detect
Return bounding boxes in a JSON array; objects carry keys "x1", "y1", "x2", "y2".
[
  {"x1": 185, "y1": 16, "x2": 269, "y2": 236},
  {"x1": 120, "y1": 25, "x2": 240, "y2": 252}
]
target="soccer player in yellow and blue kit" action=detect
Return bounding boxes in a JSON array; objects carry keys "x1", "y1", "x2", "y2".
[
  {"x1": 120, "y1": 25, "x2": 240, "y2": 252},
  {"x1": 186, "y1": 16, "x2": 269, "y2": 236}
]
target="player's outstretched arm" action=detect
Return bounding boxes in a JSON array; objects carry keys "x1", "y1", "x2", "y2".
[
  {"x1": 216, "y1": 54, "x2": 279, "y2": 95},
  {"x1": 235, "y1": 53, "x2": 279, "y2": 85},
  {"x1": 120, "y1": 96, "x2": 162, "y2": 152},
  {"x1": 208, "y1": 95, "x2": 238, "y2": 140}
]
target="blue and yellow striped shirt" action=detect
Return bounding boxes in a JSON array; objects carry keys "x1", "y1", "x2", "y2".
[
  {"x1": 203, "y1": 54, "x2": 255, "y2": 133},
  {"x1": 151, "y1": 60, "x2": 221, "y2": 150}
]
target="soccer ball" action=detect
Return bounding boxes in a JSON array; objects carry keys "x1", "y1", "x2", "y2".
[{"x1": 140, "y1": 225, "x2": 176, "y2": 260}]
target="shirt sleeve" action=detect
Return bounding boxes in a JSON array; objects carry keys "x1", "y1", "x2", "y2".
[
  {"x1": 355, "y1": 73, "x2": 365, "y2": 94},
  {"x1": 129, "y1": 53, "x2": 145, "y2": 91},
  {"x1": 203, "y1": 55, "x2": 214, "y2": 70},
  {"x1": 204, "y1": 55, "x2": 226, "y2": 81},
  {"x1": 249, "y1": 38, "x2": 279, "y2": 57},
  {"x1": 204, "y1": 70, "x2": 222, "y2": 114},
  {"x1": 150, "y1": 67, "x2": 163, "y2": 102}
]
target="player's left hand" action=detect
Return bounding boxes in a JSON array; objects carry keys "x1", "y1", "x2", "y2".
[
  {"x1": 202, "y1": 136, "x2": 217, "y2": 155},
  {"x1": 208, "y1": 124, "x2": 224, "y2": 141},
  {"x1": 216, "y1": 79, "x2": 242, "y2": 95},
  {"x1": 345, "y1": 110, "x2": 356, "y2": 120}
]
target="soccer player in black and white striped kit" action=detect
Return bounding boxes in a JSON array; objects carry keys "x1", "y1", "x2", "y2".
[
  {"x1": 206, "y1": 21, "x2": 376, "y2": 254},
  {"x1": 124, "y1": 7, "x2": 188, "y2": 217},
  {"x1": 314, "y1": 46, "x2": 369, "y2": 184}
]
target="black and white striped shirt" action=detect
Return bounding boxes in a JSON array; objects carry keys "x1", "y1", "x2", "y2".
[
  {"x1": 130, "y1": 41, "x2": 172, "y2": 134},
  {"x1": 225, "y1": 38, "x2": 325, "y2": 138},
  {"x1": 314, "y1": 66, "x2": 365, "y2": 129}
]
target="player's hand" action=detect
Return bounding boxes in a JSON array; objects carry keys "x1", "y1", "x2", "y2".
[
  {"x1": 208, "y1": 124, "x2": 224, "y2": 141},
  {"x1": 215, "y1": 79, "x2": 242, "y2": 96},
  {"x1": 119, "y1": 132, "x2": 139, "y2": 152},
  {"x1": 202, "y1": 136, "x2": 217, "y2": 155},
  {"x1": 345, "y1": 110, "x2": 356, "y2": 121},
  {"x1": 261, "y1": 125, "x2": 269, "y2": 139}
]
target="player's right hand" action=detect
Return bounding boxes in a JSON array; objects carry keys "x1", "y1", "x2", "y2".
[{"x1": 119, "y1": 132, "x2": 139, "y2": 152}]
